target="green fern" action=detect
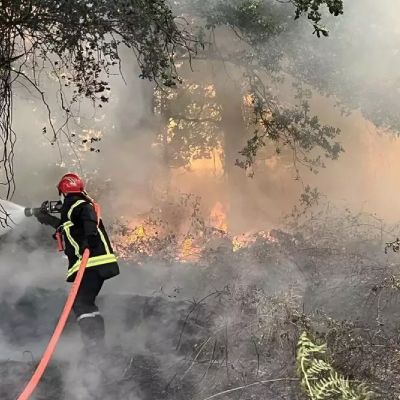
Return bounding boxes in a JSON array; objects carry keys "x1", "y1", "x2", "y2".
[{"x1": 297, "y1": 332, "x2": 374, "y2": 400}]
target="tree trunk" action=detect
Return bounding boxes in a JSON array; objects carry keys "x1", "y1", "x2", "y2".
[{"x1": 212, "y1": 63, "x2": 249, "y2": 231}]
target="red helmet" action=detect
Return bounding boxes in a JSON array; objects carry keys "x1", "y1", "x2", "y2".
[{"x1": 57, "y1": 173, "x2": 85, "y2": 194}]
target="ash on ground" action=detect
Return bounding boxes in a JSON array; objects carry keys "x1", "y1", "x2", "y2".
[{"x1": 1, "y1": 207, "x2": 400, "y2": 399}]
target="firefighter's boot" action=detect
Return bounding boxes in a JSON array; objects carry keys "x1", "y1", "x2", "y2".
[{"x1": 77, "y1": 312, "x2": 106, "y2": 355}]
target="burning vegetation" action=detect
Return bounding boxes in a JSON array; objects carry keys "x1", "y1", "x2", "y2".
[
  {"x1": 91, "y1": 195, "x2": 399, "y2": 400},
  {"x1": 3, "y1": 0, "x2": 400, "y2": 399},
  {"x1": 111, "y1": 194, "x2": 279, "y2": 264},
  {"x1": 2, "y1": 194, "x2": 400, "y2": 399}
]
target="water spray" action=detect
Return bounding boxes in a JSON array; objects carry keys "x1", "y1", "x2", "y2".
[
  {"x1": 0, "y1": 199, "x2": 62, "y2": 237},
  {"x1": 0, "y1": 200, "x2": 27, "y2": 234}
]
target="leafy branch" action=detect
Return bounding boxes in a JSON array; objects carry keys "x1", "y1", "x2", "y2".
[{"x1": 297, "y1": 332, "x2": 373, "y2": 400}]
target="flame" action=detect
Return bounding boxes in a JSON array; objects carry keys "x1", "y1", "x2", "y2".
[
  {"x1": 204, "y1": 84, "x2": 216, "y2": 98},
  {"x1": 243, "y1": 93, "x2": 253, "y2": 106},
  {"x1": 112, "y1": 220, "x2": 163, "y2": 260},
  {"x1": 133, "y1": 225, "x2": 146, "y2": 239},
  {"x1": 124, "y1": 224, "x2": 150, "y2": 246},
  {"x1": 177, "y1": 236, "x2": 201, "y2": 263},
  {"x1": 258, "y1": 230, "x2": 278, "y2": 243},
  {"x1": 112, "y1": 203, "x2": 278, "y2": 262},
  {"x1": 209, "y1": 201, "x2": 228, "y2": 233},
  {"x1": 232, "y1": 231, "x2": 277, "y2": 252},
  {"x1": 181, "y1": 237, "x2": 193, "y2": 258}
]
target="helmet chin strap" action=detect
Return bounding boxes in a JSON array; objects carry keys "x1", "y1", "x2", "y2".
[{"x1": 60, "y1": 193, "x2": 65, "y2": 204}]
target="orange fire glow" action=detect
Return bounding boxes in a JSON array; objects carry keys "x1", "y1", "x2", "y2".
[
  {"x1": 209, "y1": 201, "x2": 228, "y2": 233},
  {"x1": 113, "y1": 207, "x2": 278, "y2": 263},
  {"x1": 177, "y1": 236, "x2": 202, "y2": 263},
  {"x1": 232, "y1": 231, "x2": 276, "y2": 252}
]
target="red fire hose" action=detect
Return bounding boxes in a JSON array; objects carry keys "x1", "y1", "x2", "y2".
[{"x1": 17, "y1": 249, "x2": 90, "y2": 400}]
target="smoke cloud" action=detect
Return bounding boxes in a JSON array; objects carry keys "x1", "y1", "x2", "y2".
[{"x1": 2, "y1": 1, "x2": 400, "y2": 398}]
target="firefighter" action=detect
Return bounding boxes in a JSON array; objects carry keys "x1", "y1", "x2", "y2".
[{"x1": 35, "y1": 173, "x2": 120, "y2": 353}]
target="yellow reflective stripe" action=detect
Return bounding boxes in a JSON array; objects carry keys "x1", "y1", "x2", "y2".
[
  {"x1": 67, "y1": 200, "x2": 86, "y2": 220},
  {"x1": 98, "y1": 229, "x2": 110, "y2": 254},
  {"x1": 86, "y1": 254, "x2": 117, "y2": 267},
  {"x1": 63, "y1": 200, "x2": 87, "y2": 260},
  {"x1": 63, "y1": 225, "x2": 81, "y2": 259},
  {"x1": 67, "y1": 254, "x2": 117, "y2": 278},
  {"x1": 64, "y1": 199, "x2": 117, "y2": 279},
  {"x1": 64, "y1": 204, "x2": 110, "y2": 256}
]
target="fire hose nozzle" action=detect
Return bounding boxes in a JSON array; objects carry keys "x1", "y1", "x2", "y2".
[
  {"x1": 24, "y1": 201, "x2": 62, "y2": 218},
  {"x1": 24, "y1": 208, "x2": 40, "y2": 217}
]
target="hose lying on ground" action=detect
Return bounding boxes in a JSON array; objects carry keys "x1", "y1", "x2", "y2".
[{"x1": 17, "y1": 249, "x2": 90, "y2": 400}]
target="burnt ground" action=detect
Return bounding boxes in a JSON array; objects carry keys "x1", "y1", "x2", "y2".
[
  {"x1": 2, "y1": 210, "x2": 400, "y2": 399},
  {"x1": 0, "y1": 290, "x2": 208, "y2": 400}
]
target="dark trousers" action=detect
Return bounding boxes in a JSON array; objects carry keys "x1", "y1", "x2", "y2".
[{"x1": 73, "y1": 269, "x2": 105, "y2": 350}]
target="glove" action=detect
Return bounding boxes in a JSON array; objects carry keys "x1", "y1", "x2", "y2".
[
  {"x1": 35, "y1": 211, "x2": 61, "y2": 228},
  {"x1": 40, "y1": 201, "x2": 50, "y2": 213},
  {"x1": 36, "y1": 210, "x2": 51, "y2": 224}
]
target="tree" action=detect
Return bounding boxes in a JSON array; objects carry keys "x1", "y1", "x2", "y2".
[
  {"x1": 284, "y1": 0, "x2": 400, "y2": 132},
  {"x1": 0, "y1": 0, "x2": 344, "y2": 225},
  {"x1": 145, "y1": 0, "x2": 344, "y2": 228},
  {"x1": 160, "y1": 0, "x2": 344, "y2": 176},
  {"x1": 0, "y1": 0, "x2": 193, "y2": 204}
]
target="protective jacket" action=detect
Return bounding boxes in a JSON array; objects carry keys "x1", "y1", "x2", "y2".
[{"x1": 39, "y1": 194, "x2": 120, "y2": 282}]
